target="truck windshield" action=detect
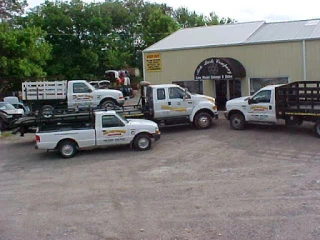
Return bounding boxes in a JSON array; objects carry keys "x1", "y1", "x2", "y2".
[{"x1": 116, "y1": 112, "x2": 129, "y2": 123}]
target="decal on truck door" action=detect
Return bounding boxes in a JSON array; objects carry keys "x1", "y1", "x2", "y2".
[
  {"x1": 161, "y1": 105, "x2": 187, "y2": 112},
  {"x1": 102, "y1": 129, "x2": 126, "y2": 136}
]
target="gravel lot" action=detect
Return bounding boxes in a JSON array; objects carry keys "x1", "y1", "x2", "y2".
[{"x1": 1, "y1": 114, "x2": 320, "y2": 240}]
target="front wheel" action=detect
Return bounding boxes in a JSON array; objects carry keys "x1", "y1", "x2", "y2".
[
  {"x1": 230, "y1": 113, "x2": 245, "y2": 130},
  {"x1": 58, "y1": 140, "x2": 77, "y2": 158},
  {"x1": 133, "y1": 134, "x2": 151, "y2": 151},
  {"x1": 314, "y1": 121, "x2": 320, "y2": 138},
  {"x1": 41, "y1": 105, "x2": 55, "y2": 119},
  {"x1": 194, "y1": 112, "x2": 212, "y2": 129}
]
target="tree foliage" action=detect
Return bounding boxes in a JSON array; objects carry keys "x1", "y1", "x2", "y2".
[
  {"x1": 0, "y1": 23, "x2": 51, "y2": 93},
  {"x1": 0, "y1": 0, "x2": 235, "y2": 93}
]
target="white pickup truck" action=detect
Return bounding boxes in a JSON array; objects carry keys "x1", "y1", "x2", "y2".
[
  {"x1": 35, "y1": 110, "x2": 161, "y2": 158},
  {"x1": 22, "y1": 80, "x2": 125, "y2": 116},
  {"x1": 225, "y1": 81, "x2": 320, "y2": 137}
]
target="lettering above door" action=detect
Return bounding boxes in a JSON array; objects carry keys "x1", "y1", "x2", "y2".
[{"x1": 194, "y1": 57, "x2": 246, "y2": 80}]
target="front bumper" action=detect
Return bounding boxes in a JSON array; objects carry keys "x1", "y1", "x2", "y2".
[
  {"x1": 152, "y1": 132, "x2": 161, "y2": 141},
  {"x1": 117, "y1": 99, "x2": 125, "y2": 107}
]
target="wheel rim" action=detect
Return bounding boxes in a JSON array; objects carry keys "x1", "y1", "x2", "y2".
[
  {"x1": 232, "y1": 117, "x2": 242, "y2": 128},
  {"x1": 138, "y1": 137, "x2": 149, "y2": 149},
  {"x1": 198, "y1": 115, "x2": 210, "y2": 128},
  {"x1": 61, "y1": 144, "x2": 74, "y2": 156}
]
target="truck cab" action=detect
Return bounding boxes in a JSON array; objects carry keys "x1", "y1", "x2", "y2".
[
  {"x1": 67, "y1": 80, "x2": 125, "y2": 109},
  {"x1": 145, "y1": 84, "x2": 218, "y2": 129}
]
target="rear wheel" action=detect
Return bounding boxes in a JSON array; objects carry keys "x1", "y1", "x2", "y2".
[
  {"x1": 41, "y1": 105, "x2": 55, "y2": 119},
  {"x1": 230, "y1": 113, "x2": 245, "y2": 130},
  {"x1": 194, "y1": 112, "x2": 212, "y2": 129},
  {"x1": 133, "y1": 134, "x2": 151, "y2": 151},
  {"x1": 315, "y1": 121, "x2": 320, "y2": 138},
  {"x1": 101, "y1": 100, "x2": 116, "y2": 110},
  {"x1": 58, "y1": 140, "x2": 77, "y2": 158}
]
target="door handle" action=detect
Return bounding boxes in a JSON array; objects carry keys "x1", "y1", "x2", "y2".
[
  {"x1": 168, "y1": 102, "x2": 171, "y2": 105},
  {"x1": 269, "y1": 105, "x2": 272, "y2": 110}
]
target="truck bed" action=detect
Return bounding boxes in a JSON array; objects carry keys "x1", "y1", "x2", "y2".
[{"x1": 276, "y1": 81, "x2": 320, "y2": 117}]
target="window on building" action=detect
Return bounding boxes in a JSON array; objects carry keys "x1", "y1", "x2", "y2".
[{"x1": 250, "y1": 77, "x2": 288, "y2": 95}]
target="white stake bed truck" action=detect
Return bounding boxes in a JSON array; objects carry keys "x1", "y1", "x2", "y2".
[
  {"x1": 22, "y1": 80, "x2": 125, "y2": 116},
  {"x1": 225, "y1": 81, "x2": 320, "y2": 137},
  {"x1": 14, "y1": 82, "x2": 218, "y2": 136},
  {"x1": 35, "y1": 110, "x2": 161, "y2": 158}
]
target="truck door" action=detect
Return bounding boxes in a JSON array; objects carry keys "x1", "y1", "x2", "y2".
[
  {"x1": 247, "y1": 90, "x2": 276, "y2": 122},
  {"x1": 96, "y1": 115, "x2": 129, "y2": 146},
  {"x1": 153, "y1": 87, "x2": 170, "y2": 119},
  {"x1": 166, "y1": 86, "x2": 193, "y2": 118},
  {"x1": 68, "y1": 82, "x2": 95, "y2": 109}
]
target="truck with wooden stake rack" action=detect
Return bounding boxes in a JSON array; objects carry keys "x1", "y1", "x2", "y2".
[
  {"x1": 35, "y1": 110, "x2": 161, "y2": 158},
  {"x1": 225, "y1": 81, "x2": 320, "y2": 137},
  {"x1": 21, "y1": 80, "x2": 125, "y2": 117},
  {"x1": 13, "y1": 81, "x2": 218, "y2": 136}
]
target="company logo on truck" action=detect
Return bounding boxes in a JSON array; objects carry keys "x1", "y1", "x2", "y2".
[
  {"x1": 73, "y1": 95, "x2": 93, "y2": 100},
  {"x1": 161, "y1": 105, "x2": 187, "y2": 112},
  {"x1": 103, "y1": 129, "x2": 126, "y2": 136},
  {"x1": 250, "y1": 106, "x2": 268, "y2": 111}
]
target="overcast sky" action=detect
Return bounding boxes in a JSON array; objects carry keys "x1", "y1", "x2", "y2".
[{"x1": 27, "y1": 0, "x2": 320, "y2": 23}]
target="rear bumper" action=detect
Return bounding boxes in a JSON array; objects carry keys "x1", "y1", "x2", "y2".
[{"x1": 152, "y1": 133, "x2": 161, "y2": 141}]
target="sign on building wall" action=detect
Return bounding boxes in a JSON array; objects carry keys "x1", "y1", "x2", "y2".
[
  {"x1": 194, "y1": 57, "x2": 246, "y2": 80},
  {"x1": 146, "y1": 53, "x2": 162, "y2": 72}
]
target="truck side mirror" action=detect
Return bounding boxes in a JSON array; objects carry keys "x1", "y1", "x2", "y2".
[{"x1": 248, "y1": 98, "x2": 252, "y2": 105}]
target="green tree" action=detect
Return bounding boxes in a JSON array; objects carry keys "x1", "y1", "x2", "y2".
[
  {"x1": 174, "y1": 7, "x2": 206, "y2": 28},
  {"x1": 0, "y1": 0, "x2": 27, "y2": 23},
  {"x1": 0, "y1": 23, "x2": 51, "y2": 93},
  {"x1": 205, "y1": 12, "x2": 235, "y2": 25}
]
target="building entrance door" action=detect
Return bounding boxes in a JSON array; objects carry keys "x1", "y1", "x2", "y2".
[
  {"x1": 215, "y1": 80, "x2": 228, "y2": 110},
  {"x1": 215, "y1": 79, "x2": 242, "y2": 110}
]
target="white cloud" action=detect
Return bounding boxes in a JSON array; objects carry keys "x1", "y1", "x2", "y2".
[{"x1": 28, "y1": 0, "x2": 320, "y2": 22}]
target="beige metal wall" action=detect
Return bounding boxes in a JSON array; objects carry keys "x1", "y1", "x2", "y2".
[{"x1": 144, "y1": 40, "x2": 320, "y2": 97}]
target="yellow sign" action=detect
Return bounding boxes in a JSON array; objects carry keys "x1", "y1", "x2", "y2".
[{"x1": 146, "y1": 53, "x2": 162, "y2": 72}]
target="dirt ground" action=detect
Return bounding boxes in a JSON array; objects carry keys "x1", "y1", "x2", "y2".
[{"x1": 1, "y1": 115, "x2": 320, "y2": 240}]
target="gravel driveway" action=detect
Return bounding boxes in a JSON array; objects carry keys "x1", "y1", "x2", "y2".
[{"x1": 1, "y1": 115, "x2": 320, "y2": 240}]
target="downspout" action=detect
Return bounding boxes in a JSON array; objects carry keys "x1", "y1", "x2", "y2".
[
  {"x1": 142, "y1": 52, "x2": 146, "y2": 82},
  {"x1": 302, "y1": 40, "x2": 307, "y2": 81}
]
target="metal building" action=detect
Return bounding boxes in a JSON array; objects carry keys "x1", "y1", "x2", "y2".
[{"x1": 142, "y1": 19, "x2": 320, "y2": 110}]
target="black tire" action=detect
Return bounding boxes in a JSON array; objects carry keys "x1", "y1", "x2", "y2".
[
  {"x1": 133, "y1": 134, "x2": 151, "y2": 151},
  {"x1": 194, "y1": 112, "x2": 212, "y2": 129},
  {"x1": 230, "y1": 113, "x2": 245, "y2": 130},
  {"x1": 58, "y1": 140, "x2": 77, "y2": 158},
  {"x1": 0, "y1": 118, "x2": 4, "y2": 131},
  {"x1": 314, "y1": 121, "x2": 320, "y2": 138},
  {"x1": 41, "y1": 105, "x2": 55, "y2": 119},
  {"x1": 100, "y1": 100, "x2": 116, "y2": 110}
]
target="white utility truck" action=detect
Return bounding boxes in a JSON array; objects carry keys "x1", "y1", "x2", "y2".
[
  {"x1": 225, "y1": 81, "x2": 320, "y2": 137},
  {"x1": 14, "y1": 82, "x2": 218, "y2": 136},
  {"x1": 35, "y1": 110, "x2": 161, "y2": 158},
  {"x1": 22, "y1": 80, "x2": 125, "y2": 116}
]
